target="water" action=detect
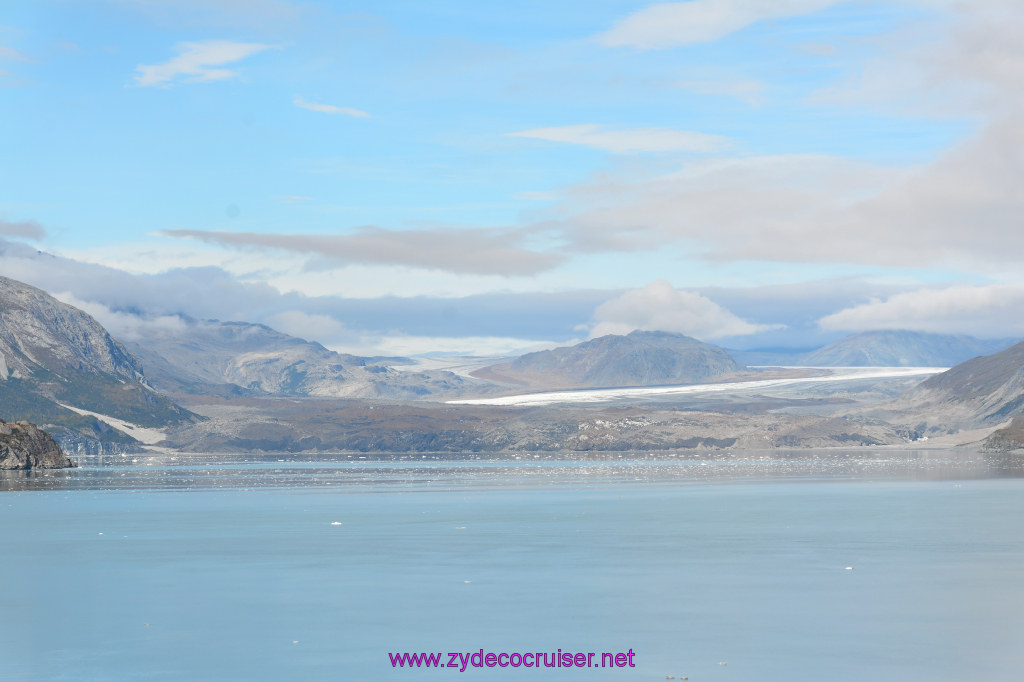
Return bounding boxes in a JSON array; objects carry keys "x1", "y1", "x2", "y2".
[{"x1": 2, "y1": 452, "x2": 1024, "y2": 681}]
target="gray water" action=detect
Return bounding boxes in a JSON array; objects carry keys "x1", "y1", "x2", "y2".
[{"x1": 2, "y1": 451, "x2": 1023, "y2": 681}]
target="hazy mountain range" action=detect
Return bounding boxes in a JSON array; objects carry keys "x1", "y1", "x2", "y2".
[
  {"x1": 731, "y1": 330, "x2": 1015, "y2": 368},
  {"x1": 473, "y1": 330, "x2": 740, "y2": 389},
  {"x1": 121, "y1": 317, "x2": 476, "y2": 400},
  {"x1": 2, "y1": 274, "x2": 1023, "y2": 455}
]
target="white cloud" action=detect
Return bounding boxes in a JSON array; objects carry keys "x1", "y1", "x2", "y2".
[
  {"x1": 598, "y1": 0, "x2": 844, "y2": 49},
  {"x1": 590, "y1": 280, "x2": 778, "y2": 339},
  {"x1": 552, "y1": 153, "x2": 909, "y2": 258},
  {"x1": 49, "y1": 292, "x2": 189, "y2": 342},
  {"x1": 134, "y1": 40, "x2": 274, "y2": 87},
  {"x1": 264, "y1": 310, "x2": 350, "y2": 345},
  {"x1": 819, "y1": 284, "x2": 1024, "y2": 338},
  {"x1": 505, "y1": 124, "x2": 729, "y2": 154},
  {"x1": 293, "y1": 96, "x2": 370, "y2": 118}
]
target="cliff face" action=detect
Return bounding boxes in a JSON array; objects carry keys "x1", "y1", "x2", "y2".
[{"x1": 0, "y1": 419, "x2": 75, "y2": 469}]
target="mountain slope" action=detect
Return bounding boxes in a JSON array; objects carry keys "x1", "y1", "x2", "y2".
[
  {"x1": 879, "y1": 340, "x2": 1024, "y2": 434},
  {"x1": 0, "y1": 276, "x2": 196, "y2": 452},
  {"x1": 474, "y1": 330, "x2": 741, "y2": 390},
  {"x1": 800, "y1": 330, "x2": 1013, "y2": 367},
  {"x1": 122, "y1": 317, "x2": 477, "y2": 400}
]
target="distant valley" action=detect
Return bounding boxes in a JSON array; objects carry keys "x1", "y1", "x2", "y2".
[{"x1": 1, "y1": 274, "x2": 1023, "y2": 457}]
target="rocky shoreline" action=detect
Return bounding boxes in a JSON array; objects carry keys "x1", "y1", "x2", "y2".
[{"x1": 0, "y1": 419, "x2": 76, "y2": 469}]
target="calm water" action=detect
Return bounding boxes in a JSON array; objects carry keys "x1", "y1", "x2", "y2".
[{"x1": 2, "y1": 451, "x2": 1024, "y2": 681}]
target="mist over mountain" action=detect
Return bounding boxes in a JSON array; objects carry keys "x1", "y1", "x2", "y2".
[
  {"x1": 474, "y1": 330, "x2": 741, "y2": 390},
  {"x1": 121, "y1": 317, "x2": 479, "y2": 400},
  {"x1": 0, "y1": 276, "x2": 196, "y2": 453}
]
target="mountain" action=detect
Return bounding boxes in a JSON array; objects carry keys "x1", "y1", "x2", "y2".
[
  {"x1": 0, "y1": 276, "x2": 196, "y2": 452},
  {"x1": 799, "y1": 330, "x2": 1013, "y2": 367},
  {"x1": 121, "y1": 317, "x2": 478, "y2": 400},
  {"x1": 878, "y1": 340, "x2": 1024, "y2": 435},
  {"x1": 473, "y1": 330, "x2": 741, "y2": 390}
]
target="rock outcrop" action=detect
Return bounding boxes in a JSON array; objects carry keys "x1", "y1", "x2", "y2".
[{"x1": 0, "y1": 418, "x2": 75, "y2": 469}]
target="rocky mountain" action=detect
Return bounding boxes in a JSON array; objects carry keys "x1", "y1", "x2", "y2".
[
  {"x1": 877, "y1": 340, "x2": 1024, "y2": 435},
  {"x1": 0, "y1": 418, "x2": 75, "y2": 469},
  {"x1": 0, "y1": 275, "x2": 145, "y2": 382},
  {"x1": 799, "y1": 330, "x2": 1013, "y2": 367},
  {"x1": 121, "y1": 317, "x2": 478, "y2": 400},
  {"x1": 0, "y1": 276, "x2": 196, "y2": 453},
  {"x1": 473, "y1": 330, "x2": 741, "y2": 390}
]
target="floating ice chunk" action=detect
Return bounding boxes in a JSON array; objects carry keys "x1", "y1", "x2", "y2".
[{"x1": 330, "y1": 521, "x2": 343, "y2": 526}]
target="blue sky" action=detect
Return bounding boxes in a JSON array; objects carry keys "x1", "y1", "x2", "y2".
[{"x1": 2, "y1": 1, "x2": 1024, "y2": 356}]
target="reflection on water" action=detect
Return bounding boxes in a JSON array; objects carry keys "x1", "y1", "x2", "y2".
[{"x1": 4, "y1": 449, "x2": 1023, "y2": 492}]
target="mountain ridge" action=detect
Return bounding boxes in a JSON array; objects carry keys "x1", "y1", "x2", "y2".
[
  {"x1": 474, "y1": 330, "x2": 742, "y2": 390},
  {"x1": 121, "y1": 316, "x2": 484, "y2": 400},
  {"x1": 0, "y1": 276, "x2": 197, "y2": 453}
]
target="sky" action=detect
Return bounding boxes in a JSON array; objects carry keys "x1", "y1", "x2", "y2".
[{"x1": 2, "y1": 0, "x2": 1024, "y2": 357}]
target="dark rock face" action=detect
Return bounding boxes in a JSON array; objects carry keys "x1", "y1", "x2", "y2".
[{"x1": 0, "y1": 418, "x2": 75, "y2": 469}]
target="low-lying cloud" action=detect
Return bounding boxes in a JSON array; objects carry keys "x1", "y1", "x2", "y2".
[
  {"x1": 590, "y1": 280, "x2": 778, "y2": 340},
  {"x1": 819, "y1": 284, "x2": 1024, "y2": 339}
]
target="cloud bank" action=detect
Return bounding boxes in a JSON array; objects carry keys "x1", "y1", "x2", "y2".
[
  {"x1": 160, "y1": 226, "x2": 562, "y2": 276},
  {"x1": 820, "y1": 284, "x2": 1024, "y2": 339}
]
